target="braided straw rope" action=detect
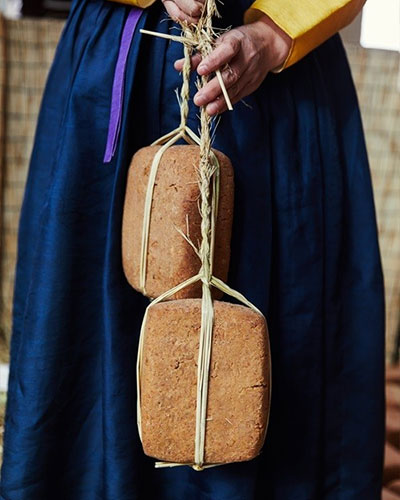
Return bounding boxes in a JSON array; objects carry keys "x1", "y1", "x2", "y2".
[{"x1": 136, "y1": 1, "x2": 271, "y2": 470}]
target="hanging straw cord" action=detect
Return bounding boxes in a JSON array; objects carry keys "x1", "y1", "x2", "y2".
[
  {"x1": 138, "y1": 23, "x2": 195, "y2": 294},
  {"x1": 136, "y1": 2, "x2": 271, "y2": 471},
  {"x1": 138, "y1": 9, "x2": 231, "y2": 295}
]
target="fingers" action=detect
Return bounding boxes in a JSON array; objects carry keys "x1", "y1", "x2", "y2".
[
  {"x1": 174, "y1": 0, "x2": 204, "y2": 18},
  {"x1": 206, "y1": 78, "x2": 254, "y2": 115},
  {"x1": 205, "y1": 82, "x2": 241, "y2": 115},
  {"x1": 197, "y1": 32, "x2": 242, "y2": 75},
  {"x1": 193, "y1": 62, "x2": 241, "y2": 106},
  {"x1": 162, "y1": 0, "x2": 202, "y2": 24},
  {"x1": 174, "y1": 40, "x2": 246, "y2": 115},
  {"x1": 172, "y1": 25, "x2": 267, "y2": 115},
  {"x1": 174, "y1": 27, "x2": 243, "y2": 76},
  {"x1": 174, "y1": 53, "x2": 202, "y2": 72},
  {"x1": 174, "y1": 31, "x2": 243, "y2": 105}
]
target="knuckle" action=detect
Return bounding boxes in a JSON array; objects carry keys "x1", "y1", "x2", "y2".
[
  {"x1": 227, "y1": 36, "x2": 240, "y2": 53},
  {"x1": 193, "y1": 1, "x2": 203, "y2": 13},
  {"x1": 248, "y1": 47, "x2": 258, "y2": 62},
  {"x1": 231, "y1": 30, "x2": 245, "y2": 44},
  {"x1": 231, "y1": 67, "x2": 241, "y2": 82},
  {"x1": 226, "y1": 38, "x2": 237, "y2": 51},
  {"x1": 223, "y1": 66, "x2": 239, "y2": 85}
]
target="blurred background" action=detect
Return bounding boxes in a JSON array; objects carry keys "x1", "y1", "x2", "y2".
[{"x1": 0, "y1": 0, "x2": 399, "y2": 494}]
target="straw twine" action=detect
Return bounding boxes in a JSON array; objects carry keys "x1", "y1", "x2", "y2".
[{"x1": 136, "y1": 0, "x2": 271, "y2": 470}]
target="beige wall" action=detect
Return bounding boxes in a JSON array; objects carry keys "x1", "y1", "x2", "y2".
[
  {"x1": 345, "y1": 43, "x2": 400, "y2": 362},
  {"x1": 0, "y1": 18, "x2": 64, "y2": 347}
]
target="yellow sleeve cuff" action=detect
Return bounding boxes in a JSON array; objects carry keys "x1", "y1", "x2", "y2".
[
  {"x1": 108, "y1": 0, "x2": 157, "y2": 8},
  {"x1": 244, "y1": 0, "x2": 365, "y2": 70}
]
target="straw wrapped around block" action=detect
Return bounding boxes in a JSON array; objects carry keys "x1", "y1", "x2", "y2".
[
  {"x1": 140, "y1": 299, "x2": 271, "y2": 465},
  {"x1": 122, "y1": 145, "x2": 234, "y2": 300}
]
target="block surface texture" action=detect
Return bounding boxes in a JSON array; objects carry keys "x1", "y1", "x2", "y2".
[
  {"x1": 140, "y1": 299, "x2": 271, "y2": 465},
  {"x1": 122, "y1": 145, "x2": 234, "y2": 299}
]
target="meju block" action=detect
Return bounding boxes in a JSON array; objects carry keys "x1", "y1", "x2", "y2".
[
  {"x1": 139, "y1": 299, "x2": 271, "y2": 465},
  {"x1": 122, "y1": 145, "x2": 234, "y2": 299}
]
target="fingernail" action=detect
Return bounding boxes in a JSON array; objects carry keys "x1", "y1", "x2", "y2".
[
  {"x1": 198, "y1": 64, "x2": 208, "y2": 75},
  {"x1": 194, "y1": 93, "x2": 205, "y2": 105}
]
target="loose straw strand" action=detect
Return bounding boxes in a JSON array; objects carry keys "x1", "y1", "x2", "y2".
[{"x1": 138, "y1": 35, "x2": 193, "y2": 293}]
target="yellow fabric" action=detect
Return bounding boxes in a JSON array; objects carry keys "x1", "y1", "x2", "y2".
[
  {"x1": 244, "y1": 0, "x2": 365, "y2": 70},
  {"x1": 109, "y1": 0, "x2": 156, "y2": 8}
]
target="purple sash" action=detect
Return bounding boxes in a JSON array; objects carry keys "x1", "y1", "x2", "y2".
[{"x1": 103, "y1": 7, "x2": 143, "y2": 163}]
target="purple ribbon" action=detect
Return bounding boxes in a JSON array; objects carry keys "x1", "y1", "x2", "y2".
[{"x1": 104, "y1": 7, "x2": 143, "y2": 163}]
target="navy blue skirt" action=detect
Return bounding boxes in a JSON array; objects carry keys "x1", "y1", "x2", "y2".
[{"x1": 0, "y1": 0, "x2": 385, "y2": 498}]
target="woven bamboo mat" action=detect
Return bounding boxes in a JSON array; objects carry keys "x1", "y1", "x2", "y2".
[
  {"x1": 0, "y1": 16, "x2": 64, "y2": 350},
  {"x1": 345, "y1": 44, "x2": 400, "y2": 363}
]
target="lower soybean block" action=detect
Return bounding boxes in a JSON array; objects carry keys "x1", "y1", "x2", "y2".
[
  {"x1": 122, "y1": 145, "x2": 234, "y2": 300},
  {"x1": 140, "y1": 299, "x2": 271, "y2": 465}
]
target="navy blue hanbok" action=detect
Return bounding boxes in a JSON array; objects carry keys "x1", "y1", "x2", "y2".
[{"x1": 0, "y1": 0, "x2": 385, "y2": 498}]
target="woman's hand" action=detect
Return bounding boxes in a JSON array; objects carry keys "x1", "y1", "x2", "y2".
[
  {"x1": 174, "y1": 15, "x2": 292, "y2": 115},
  {"x1": 162, "y1": 0, "x2": 205, "y2": 24}
]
